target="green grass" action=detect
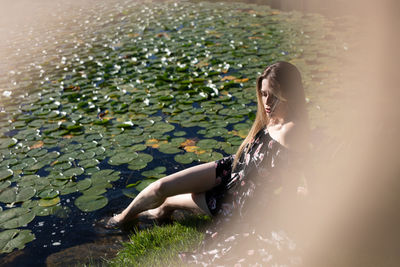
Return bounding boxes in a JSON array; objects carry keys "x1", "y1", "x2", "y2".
[{"x1": 106, "y1": 215, "x2": 211, "y2": 267}]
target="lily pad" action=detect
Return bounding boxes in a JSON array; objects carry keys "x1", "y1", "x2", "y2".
[
  {"x1": 91, "y1": 169, "x2": 120, "y2": 183},
  {"x1": 0, "y1": 138, "x2": 17, "y2": 149},
  {"x1": 108, "y1": 152, "x2": 138, "y2": 165},
  {"x1": 197, "y1": 139, "x2": 220, "y2": 150},
  {"x1": 0, "y1": 208, "x2": 35, "y2": 229},
  {"x1": 130, "y1": 144, "x2": 147, "y2": 152},
  {"x1": 78, "y1": 158, "x2": 99, "y2": 168},
  {"x1": 141, "y1": 166, "x2": 166, "y2": 178},
  {"x1": 0, "y1": 169, "x2": 13, "y2": 181},
  {"x1": 0, "y1": 187, "x2": 36, "y2": 204},
  {"x1": 127, "y1": 153, "x2": 153, "y2": 170},
  {"x1": 151, "y1": 122, "x2": 175, "y2": 133},
  {"x1": 74, "y1": 194, "x2": 108, "y2": 212},
  {"x1": 38, "y1": 197, "x2": 60, "y2": 207},
  {"x1": 38, "y1": 189, "x2": 59, "y2": 200},
  {"x1": 197, "y1": 151, "x2": 224, "y2": 162},
  {"x1": 174, "y1": 153, "x2": 197, "y2": 164},
  {"x1": 158, "y1": 143, "x2": 182, "y2": 154},
  {"x1": 63, "y1": 167, "x2": 84, "y2": 178},
  {"x1": 0, "y1": 229, "x2": 35, "y2": 253},
  {"x1": 77, "y1": 178, "x2": 92, "y2": 191},
  {"x1": 122, "y1": 187, "x2": 137, "y2": 199},
  {"x1": 173, "y1": 131, "x2": 186, "y2": 137}
]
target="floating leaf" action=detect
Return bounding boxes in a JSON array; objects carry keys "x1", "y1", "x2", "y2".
[
  {"x1": 0, "y1": 229, "x2": 35, "y2": 253},
  {"x1": 197, "y1": 151, "x2": 223, "y2": 162},
  {"x1": 0, "y1": 208, "x2": 35, "y2": 229},
  {"x1": 197, "y1": 139, "x2": 219, "y2": 150},
  {"x1": 108, "y1": 152, "x2": 138, "y2": 166},
  {"x1": 0, "y1": 169, "x2": 13, "y2": 181},
  {"x1": 174, "y1": 153, "x2": 197, "y2": 164},
  {"x1": 173, "y1": 131, "x2": 186, "y2": 137},
  {"x1": 63, "y1": 167, "x2": 84, "y2": 177},
  {"x1": 38, "y1": 189, "x2": 59, "y2": 200},
  {"x1": 0, "y1": 187, "x2": 36, "y2": 204},
  {"x1": 158, "y1": 143, "x2": 181, "y2": 154},
  {"x1": 151, "y1": 122, "x2": 175, "y2": 133},
  {"x1": 78, "y1": 158, "x2": 99, "y2": 168},
  {"x1": 77, "y1": 178, "x2": 92, "y2": 191},
  {"x1": 122, "y1": 187, "x2": 137, "y2": 199},
  {"x1": 38, "y1": 197, "x2": 60, "y2": 207},
  {"x1": 74, "y1": 195, "x2": 108, "y2": 212},
  {"x1": 0, "y1": 138, "x2": 17, "y2": 149},
  {"x1": 141, "y1": 167, "x2": 166, "y2": 178}
]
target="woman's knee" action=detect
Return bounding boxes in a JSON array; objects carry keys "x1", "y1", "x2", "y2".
[{"x1": 153, "y1": 178, "x2": 170, "y2": 198}]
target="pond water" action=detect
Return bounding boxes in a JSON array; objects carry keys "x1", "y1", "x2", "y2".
[{"x1": 0, "y1": 0, "x2": 356, "y2": 265}]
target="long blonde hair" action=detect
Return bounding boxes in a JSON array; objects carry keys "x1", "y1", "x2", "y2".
[{"x1": 232, "y1": 61, "x2": 308, "y2": 170}]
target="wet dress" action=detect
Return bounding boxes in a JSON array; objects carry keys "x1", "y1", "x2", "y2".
[{"x1": 183, "y1": 126, "x2": 304, "y2": 266}]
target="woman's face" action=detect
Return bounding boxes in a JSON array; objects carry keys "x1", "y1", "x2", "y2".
[{"x1": 260, "y1": 78, "x2": 287, "y2": 119}]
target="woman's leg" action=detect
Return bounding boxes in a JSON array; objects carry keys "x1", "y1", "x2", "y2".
[
  {"x1": 113, "y1": 161, "x2": 216, "y2": 225},
  {"x1": 143, "y1": 192, "x2": 212, "y2": 220}
]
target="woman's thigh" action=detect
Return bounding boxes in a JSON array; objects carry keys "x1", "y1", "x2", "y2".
[
  {"x1": 162, "y1": 192, "x2": 212, "y2": 217},
  {"x1": 158, "y1": 161, "x2": 216, "y2": 197}
]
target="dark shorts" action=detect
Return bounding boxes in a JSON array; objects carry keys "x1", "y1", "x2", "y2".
[{"x1": 205, "y1": 155, "x2": 234, "y2": 216}]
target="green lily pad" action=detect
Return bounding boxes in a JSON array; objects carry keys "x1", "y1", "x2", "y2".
[
  {"x1": 127, "y1": 153, "x2": 153, "y2": 170},
  {"x1": 91, "y1": 169, "x2": 120, "y2": 183},
  {"x1": 63, "y1": 167, "x2": 84, "y2": 178},
  {"x1": 130, "y1": 144, "x2": 147, "y2": 152},
  {"x1": 141, "y1": 166, "x2": 166, "y2": 178},
  {"x1": 76, "y1": 151, "x2": 96, "y2": 160},
  {"x1": 78, "y1": 158, "x2": 99, "y2": 168},
  {"x1": 77, "y1": 178, "x2": 92, "y2": 191},
  {"x1": 0, "y1": 138, "x2": 17, "y2": 149},
  {"x1": 174, "y1": 153, "x2": 197, "y2": 164},
  {"x1": 0, "y1": 169, "x2": 13, "y2": 181},
  {"x1": 0, "y1": 180, "x2": 11, "y2": 190},
  {"x1": 81, "y1": 184, "x2": 110, "y2": 196},
  {"x1": 0, "y1": 208, "x2": 35, "y2": 229},
  {"x1": 197, "y1": 139, "x2": 220, "y2": 150},
  {"x1": 173, "y1": 131, "x2": 186, "y2": 137},
  {"x1": 197, "y1": 151, "x2": 224, "y2": 162},
  {"x1": 38, "y1": 197, "x2": 60, "y2": 207},
  {"x1": 74, "y1": 194, "x2": 108, "y2": 212},
  {"x1": 220, "y1": 142, "x2": 239, "y2": 154},
  {"x1": 158, "y1": 143, "x2": 181, "y2": 154},
  {"x1": 122, "y1": 187, "x2": 137, "y2": 199},
  {"x1": 108, "y1": 152, "x2": 138, "y2": 165},
  {"x1": 32, "y1": 205, "x2": 56, "y2": 216},
  {"x1": 0, "y1": 229, "x2": 35, "y2": 253},
  {"x1": 0, "y1": 187, "x2": 36, "y2": 204},
  {"x1": 38, "y1": 189, "x2": 59, "y2": 200},
  {"x1": 151, "y1": 122, "x2": 175, "y2": 133}
]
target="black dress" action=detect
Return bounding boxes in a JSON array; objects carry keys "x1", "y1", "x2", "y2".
[
  {"x1": 183, "y1": 127, "x2": 304, "y2": 266},
  {"x1": 205, "y1": 126, "x2": 289, "y2": 217}
]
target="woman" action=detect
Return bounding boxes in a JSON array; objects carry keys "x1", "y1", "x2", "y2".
[{"x1": 103, "y1": 61, "x2": 308, "y2": 230}]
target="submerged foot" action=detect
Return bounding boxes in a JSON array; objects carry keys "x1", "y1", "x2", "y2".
[{"x1": 95, "y1": 216, "x2": 124, "y2": 235}]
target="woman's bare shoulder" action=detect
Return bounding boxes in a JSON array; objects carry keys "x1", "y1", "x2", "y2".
[{"x1": 279, "y1": 122, "x2": 308, "y2": 151}]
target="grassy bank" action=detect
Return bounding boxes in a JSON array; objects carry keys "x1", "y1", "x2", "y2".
[{"x1": 107, "y1": 216, "x2": 210, "y2": 266}]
